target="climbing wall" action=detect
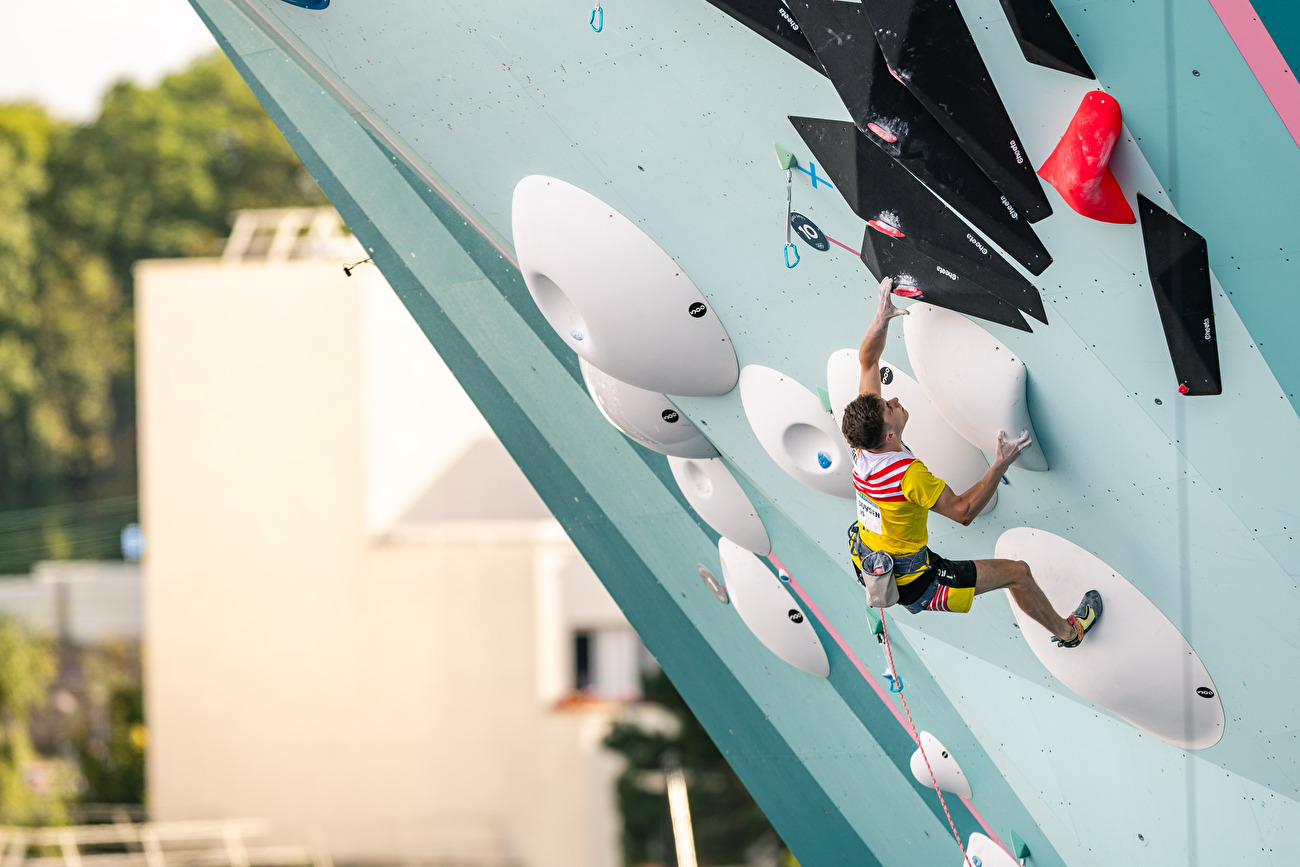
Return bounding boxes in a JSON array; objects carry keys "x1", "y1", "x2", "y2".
[{"x1": 188, "y1": 0, "x2": 1300, "y2": 863}]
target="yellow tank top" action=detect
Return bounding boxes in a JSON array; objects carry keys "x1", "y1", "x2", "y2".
[{"x1": 852, "y1": 446, "x2": 947, "y2": 572}]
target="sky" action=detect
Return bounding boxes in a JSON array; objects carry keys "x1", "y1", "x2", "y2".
[{"x1": 0, "y1": 0, "x2": 219, "y2": 120}]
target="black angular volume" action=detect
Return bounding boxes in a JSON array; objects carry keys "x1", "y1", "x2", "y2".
[
  {"x1": 1136, "y1": 194, "x2": 1221, "y2": 396},
  {"x1": 790, "y1": 115, "x2": 1046, "y2": 322},
  {"x1": 859, "y1": 0, "x2": 1053, "y2": 223},
  {"x1": 860, "y1": 228, "x2": 1032, "y2": 332},
  {"x1": 997, "y1": 0, "x2": 1095, "y2": 79},
  {"x1": 700, "y1": 0, "x2": 823, "y2": 73},
  {"x1": 786, "y1": 0, "x2": 1051, "y2": 275}
]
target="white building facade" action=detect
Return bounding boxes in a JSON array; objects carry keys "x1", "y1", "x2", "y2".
[{"x1": 136, "y1": 210, "x2": 644, "y2": 867}]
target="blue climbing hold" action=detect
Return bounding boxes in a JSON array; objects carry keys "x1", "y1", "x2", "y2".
[
  {"x1": 279, "y1": 0, "x2": 330, "y2": 9},
  {"x1": 817, "y1": 451, "x2": 832, "y2": 469}
]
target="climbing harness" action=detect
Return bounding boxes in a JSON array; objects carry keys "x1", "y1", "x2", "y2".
[
  {"x1": 590, "y1": 2, "x2": 603, "y2": 32},
  {"x1": 783, "y1": 168, "x2": 800, "y2": 268},
  {"x1": 877, "y1": 606, "x2": 974, "y2": 867}
]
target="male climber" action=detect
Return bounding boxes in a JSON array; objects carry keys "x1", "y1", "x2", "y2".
[{"x1": 840, "y1": 278, "x2": 1101, "y2": 647}]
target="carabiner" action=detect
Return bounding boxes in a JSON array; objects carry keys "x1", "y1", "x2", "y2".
[
  {"x1": 883, "y1": 667, "x2": 903, "y2": 693},
  {"x1": 590, "y1": 4, "x2": 603, "y2": 32},
  {"x1": 784, "y1": 243, "x2": 800, "y2": 269}
]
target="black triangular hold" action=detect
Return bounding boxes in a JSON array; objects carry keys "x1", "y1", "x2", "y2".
[
  {"x1": 785, "y1": 0, "x2": 1051, "y2": 275},
  {"x1": 858, "y1": 0, "x2": 1052, "y2": 223},
  {"x1": 860, "y1": 227, "x2": 1032, "y2": 331},
  {"x1": 791, "y1": 115, "x2": 1047, "y2": 322},
  {"x1": 700, "y1": 0, "x2": 822, "y2": 73},
  {"x1": 997, "y1": 0, "x2": 1095, "y2": 79},
  {"x1": 1136, "y1": 194, "x2": 1221, "y2": 396}
]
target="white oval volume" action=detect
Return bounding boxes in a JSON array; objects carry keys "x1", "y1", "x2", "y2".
[
  {"x1": 995, "y1": 527, "x2": 1224, "y2": 749},
  {"x1": 718, "y1": 539, "x2": 829, "y2": 677},
  {"x1": 826, "y1": 349, "x2": 994, "y2": 514},
  {"x1": 581, "y1": 360, "x2": 717, "y2": 458},
  {"x1": 964, "y1": 834, "x2": 1019, "y2": 867},
  {"x1": 512, "y1": 175, "x2": 738, "y2": 396},
  {"x1": 908, "y1": 732, "x2": 972, "y2": 799},
  {"x1": 902, "y1": 303, "x2": 1047, "y2": 471},
  {"x1": 669, "y1": 457, "x2": 771, "y2": 555},
  {"x1": 739, "y1": 365, "x2": 853, "y2": 498}
]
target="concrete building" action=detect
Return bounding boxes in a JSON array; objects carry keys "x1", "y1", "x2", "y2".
[{"x1": 136, "y1": 209, "x2": 644, "y2": 867}]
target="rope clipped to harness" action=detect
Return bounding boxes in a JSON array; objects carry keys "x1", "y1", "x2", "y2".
[
  {"x1": 865, "y1": 550, "x2": 972, "y2": 866},
  {"x1": 877, "y1": 609, "x2": 972, "y2": 866}
]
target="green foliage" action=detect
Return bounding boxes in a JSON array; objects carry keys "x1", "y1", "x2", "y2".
[
  {"x1": 0, "y1": 617, "x2": 68, "y2": 824},
  {"x1": 0, "y1": 51, "x2": 324, "y2": 567},
  {"x1": 604, "y1": 671, "x2": 782, "y2": 866},
  {"x1": 74, "y1": 640, "x2": 144, "y2": 806},
  {"x1": 75, "y1": 677, "x2": 144, "y2": 806}
]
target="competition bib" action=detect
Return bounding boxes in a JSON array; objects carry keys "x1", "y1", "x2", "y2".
[{"x1": 856, "y1": 493, "x2": 883, "y2": 534}]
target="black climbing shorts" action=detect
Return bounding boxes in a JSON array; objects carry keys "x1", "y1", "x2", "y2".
[{"x1": 900, "y1": 553, "x2": 978, "y2": 614}]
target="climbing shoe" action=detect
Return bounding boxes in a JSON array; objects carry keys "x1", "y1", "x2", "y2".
[{"x1": 1052, "y1": 590, "x2": 1102, "y2": 649}]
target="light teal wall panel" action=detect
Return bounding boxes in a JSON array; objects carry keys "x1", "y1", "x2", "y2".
[{"x1": 188, "y1": 0, "x2": 1300, "y2": 862}]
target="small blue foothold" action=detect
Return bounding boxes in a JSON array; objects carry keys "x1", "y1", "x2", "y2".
[
  {"x1": 570, "y1": 330, "x2": 585, "y2": 341},
  {"x1": 817, "y1": 452, "x2": 832, "y2": 469}
]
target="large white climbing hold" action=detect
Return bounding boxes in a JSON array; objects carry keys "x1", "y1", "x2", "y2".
[
  {"x1": 580, "y1": 360, "x2": 717, "y2": 459},
  {"x1": 903, "y1": 303, "x2": 1047, "y2": 471},
  {"x1": 826, "y1": 349, "x2": 995, "y2": 515},
  {"x1": 964, "y1": 833, "x2": 1019, "y2": 867},
  {"x1": 908, "y1": 731, "x2": 972, "y2": 799},
  {"x1": 718, "y1": 539, "x2": 829, "y2": 677},
  {"x1": 739, "y1": 365, "x2": 854, "y2": 498},
  {"x1": 996, "y1": 527, "x2": 1224, "y2": 749},
  {"x1": 512, "y1": 175, "x2": 738, "y2": 396},
  {"x1": 668, "y1": 457, "x2": 771, "y2": 555}
]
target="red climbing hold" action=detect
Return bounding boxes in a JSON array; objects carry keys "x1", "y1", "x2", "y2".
[
  {"x1": 1037, "y1": 91, "x2": 1135, "y2": 224},
  {"x1": 1178, "y1": 383, "x2": 1191, "y2": 395}
]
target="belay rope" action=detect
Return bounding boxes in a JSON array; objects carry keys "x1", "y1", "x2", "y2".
[{"x1": 877, "y1": 606, "x2": 974, "y2": 867}]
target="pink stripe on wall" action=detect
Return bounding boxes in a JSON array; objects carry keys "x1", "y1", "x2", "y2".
[{"x1": 1208, "y1": 0, "x2": 1300, "y2": 149}]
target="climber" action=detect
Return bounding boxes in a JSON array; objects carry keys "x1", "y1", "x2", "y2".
[{"x1": 840, "y1": 278, "x2": 1101, "y2": 647}]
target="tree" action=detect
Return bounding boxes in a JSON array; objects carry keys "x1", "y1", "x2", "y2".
[
  {"x1": 0, "y1": 617, "x2": 67, "y2": 824},
  {"x1": 605, "y1": 670, "x2": 786, "y2": 866},
  {"x1": 0, "y1": 52, "x2": 326, "y2": 566}
]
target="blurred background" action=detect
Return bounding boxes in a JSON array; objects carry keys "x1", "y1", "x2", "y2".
[{"x1": 0, "y1": 3, "x2": 791, "y2": 866}]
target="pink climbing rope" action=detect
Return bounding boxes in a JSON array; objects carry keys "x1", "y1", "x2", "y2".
[{"x1": 878, "y1": 608, "x2": 972, "y2": 867}]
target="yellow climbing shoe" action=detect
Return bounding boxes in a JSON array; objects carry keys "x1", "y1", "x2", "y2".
[{"x1": 1053, "y1": 590, "x2": 1102, "y2": 649}]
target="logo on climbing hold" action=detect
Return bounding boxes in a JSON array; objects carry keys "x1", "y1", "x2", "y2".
[
  {"x1": 965, "y1": 233, "x2": 989, "y2": 256},
  {"x1": 935, "y1": 266, "x2": 958, "y2": 281},
  {"x1": 661, "y1": 409, "x2": 680, "y2": 424},
  {"x1": 1000, "y1": 195, "x2": 1019, "y2": 220},
  {"x1": 1196, "y1": 687, "x2": 1215, "y2": 699},
  {"x1": 866, "y1": 122, "x2": 898, "y2": 144},
  {"x1": 1203, "y1": 318, "x2": 1212, "y2": 340},
  {"x1": 787, "y1": 609, "x2": 804, "y2": 624},
  {"x1": 777, "y1": 6, "x2": 800, "y2": 30},
  {"x1": 880, "y1": 366, "x2": 893, "y2": 385},
  {"x1": 1009, "y1": 138, "x2": 1024, "y2": 165},
  {"x1": 790, "y1": 213, "x2": 830, "y2": 251},
  {"x1": 688, "y1": 302, "x2": 708, "y2": 318}
]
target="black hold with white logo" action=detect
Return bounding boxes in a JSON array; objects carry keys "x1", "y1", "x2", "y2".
[
  {"x1": 1196, "y1": 686, "x2": 1215, "y2": 699},
  {"x1": 787, "y1": 609, "x2": 804, "y2": 624},
  {"x1": 688, "y1": 301, "x2": 708, "y2": 318},
  {"x1": 661, "y1": 409, "x2": 680, "y2": 424},
  {"x1": 790, "y1": 212, "x2": 830, "y2": 252},
  {"x1": 880, "y1": 366, "x2": 893, "y2": 385}
]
